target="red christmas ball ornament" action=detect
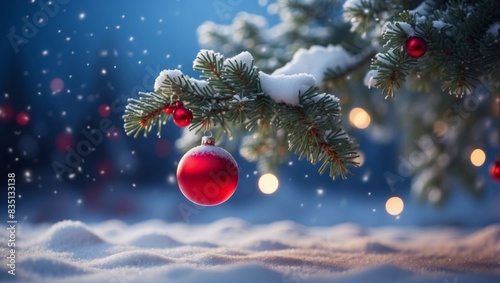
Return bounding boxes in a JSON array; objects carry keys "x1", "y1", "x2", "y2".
[
  {"x1": 490, "y1": 159, "x2": 500, "y2": 183},
  {"x1": 172, "y1": 104, "x2": 193, "y2": 128},
  {"x1": 176, "y1": 136, "x2": 239, "y2": 206},
  {"x1": 405, "y1": 36, "x2": 427, "y2": 58}
]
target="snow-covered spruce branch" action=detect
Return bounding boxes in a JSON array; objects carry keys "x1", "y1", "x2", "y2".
[
  {"x1": 363, "y1": 0, "x2": 500, "y2": 97},
  {"x1": 123, "y1": 50, "x2": 359, "y2": 180}
]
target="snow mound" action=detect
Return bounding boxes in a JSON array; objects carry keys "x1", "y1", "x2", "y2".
[
  {"x1": 363, "y1": 241, "x2": 399, "y2": 254},
  {"x1": 468, "y1": 224, "x2": 500, "y2": 243},
  {"x1": 129, "y1": 233, "x2": 182, "y2": 248},
  {"x1": 241, "y1": 239, "x2": 291, "y2": 251},
  {"x1": 20, "y1": 257, "x2": 89, "y2": 277},
  {"x1": 90, "y1": 250, "x2": 174, "y2": 268},
  {"x1": 38, "y1": 220, "x2": 104, "y2": 250}
]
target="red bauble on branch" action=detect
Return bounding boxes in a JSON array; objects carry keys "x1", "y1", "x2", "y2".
[
  {"x1": 172, "y1": 101, "x2": 193, "y2": 127},
  {"x1": 162, "y1": 104, "x2": 176, "y2": 114},
  {"x1": 176, "y1": 135, "x2": 239, "y2": 206},
  {"x1": 405, "y1": 36, "x2": 427, "y2": 58},
  {"x1": 490, "y1": 159, "x2": 500, "y2": 183}
]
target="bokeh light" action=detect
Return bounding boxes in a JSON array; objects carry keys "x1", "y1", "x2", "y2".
[
  {"x1": 97, "y1": 160, "x2": 113, "y2": 177},
  {"x1": 354, "y1": 150, "x2": 365, "y2": 167},
  {"x1": 258, "y1": 173, "x2": 279, "y2": 194},
  {"x1": 154, "y1": 139, "x2": 172, "y2": 158},
  {"x1": 349, "y1": 107, "x2": 371, "y2": 129},
  {"x1": 16, "y1": 112, "x2": 30, "y2": 126},
  {"x1": 98, "y1": 104, "x2": 111, "y2": 117},
  {"x1": 0, "y1": 104, "x2": 15, "y2": 123},
  {"x1": 55, "y1": 133, "x2": 75, "y2": 152},
  {"x1": 385, "y1": 196, "x2": 404, "y2": 216},
  {"x1": 50, "y1": 78, "x2": 64, "y2": 94},
  {"x1": 470, "y1": 148, "x2": 486, "y2": 167}
]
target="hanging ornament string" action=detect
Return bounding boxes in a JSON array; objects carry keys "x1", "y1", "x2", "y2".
[{"x1": 176, "y1": 130, "x2": 239, "y2": 206}]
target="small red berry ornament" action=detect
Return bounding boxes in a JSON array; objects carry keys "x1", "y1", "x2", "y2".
[
  {"x1": 490, "y1": 158, "x2": 500, "y2": 183},
  {"x1": 406, "y1": 36, "x2": 427, "y2": 58},
  {"x1": 163, "y1": 103, "x2": 176, "y2": 114},
  {"x1": 172, "y1": 101, "x2": 193, "y2": 127},
  {"x1": 176, "y1": 135, "x2": 239, "y2": 206}
]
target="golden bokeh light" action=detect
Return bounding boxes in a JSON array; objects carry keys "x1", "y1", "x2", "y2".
[
  {"x1": 258, "y1": 173, "x2": 279, "y2": 194},
  {"x1": 385, "y1": 196, "x2": 404, "y2": 216},
  {"x1": 349, "y1": 107, "x2": 371, "y2": 129},
  {"x1": 470, "y1": 148, "x2": 486, "y2": 167}
]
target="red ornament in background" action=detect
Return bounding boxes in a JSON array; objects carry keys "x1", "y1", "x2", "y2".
[
  {"x1": 176, "y1": 135, "x2": 239, "y2": 206},
  {"x1": 98, "y1": 104, "x2": 111, "y2": 117},
  {"x1": 490, "y1": 159, "x2": 500, "y2": 183},
  {"x1": 0, "y1": 104, "x2": 15, "y2": 123},
  {"x1": 405, "y1": 36, "x2": 427, "y2": 58},
  {"x1": 16, "y1": 112, "x2": 30, "y2": 126},
  {"x1": 55, "y1": 133, "x2": 74, "y2": 152},
  {"x1": 172, "y1": 101, "x2": 193, "y2": 127}
]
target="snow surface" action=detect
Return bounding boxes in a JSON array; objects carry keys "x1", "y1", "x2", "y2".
[
  {"x1": 3, "y1": 219, "x2": 499, "y2": 283},
  {"x1": 259, "y1": 72, "x2": 316, "y2": 106},
  {"x1": 272, "y1": 45, "x2": 357, "y2": 83}
]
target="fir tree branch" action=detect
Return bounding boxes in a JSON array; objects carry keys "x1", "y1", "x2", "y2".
[{"x1": 123, "y1": 50, "x2": 358, "y2": 180}]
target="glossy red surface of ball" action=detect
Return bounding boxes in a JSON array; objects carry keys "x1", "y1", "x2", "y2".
[
  {"x1": 406, "y1": 36, "x2": 427, "y2": 58},
  {"x1": 176, "y1": 144, "x2": 239, "y2": 206},
  {"x1": 490, "y1": 160, "x2": 500, "y2": 183},
  {"x1": 173, "y1": 106, "x2": 193, "y2": 127}
]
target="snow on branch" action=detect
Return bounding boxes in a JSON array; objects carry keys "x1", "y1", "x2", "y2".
[{"x1": 272, "y1": 45, "x2": 364, "y2": 83}]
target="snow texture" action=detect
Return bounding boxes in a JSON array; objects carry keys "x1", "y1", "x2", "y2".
[
  {"x1": 193, "y1": 49, "x2": 224, "y2": 69},
  {"x1": 183, "y1": 144, "x2": 237, "y2": 164},
  {"x1": 154, "y1": 69, "x2": 184, "y2": 91},
  {"x1": 188, "y1": 78, "x2": 209, "y2": 89},
  {"x1": 224, "y1": 51, "x2": 254, "y2": 68},
  {"x1": 259, "y1": 72, "x2": 316, "y2": 106},
  {"x1": 4, "y1": 219, "x2": 500, "y2": 283},
  {"x1": 487, "y1": 22, "x2": 500, "y2": 37},
  {"x1": 272, "y1": 45, "x2": 357, "y2": 83},
  {"x1": 432, "y1": 20, "x2": 449, "y2": 30},
  {"x1": 389, "y1": 22, "x2": 415, "y2": 36},
  {"x1": 410, "y1": 0, "x2": 431, "y2": 16}
]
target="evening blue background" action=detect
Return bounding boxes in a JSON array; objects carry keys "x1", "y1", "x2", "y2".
[{"x1": 1, "y1": 1, "x2": 498, "y2": 226}]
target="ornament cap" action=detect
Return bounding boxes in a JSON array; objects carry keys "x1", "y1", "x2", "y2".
[{"x1": 202, "y1": 136, "x2": 215, "y2": 145}]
